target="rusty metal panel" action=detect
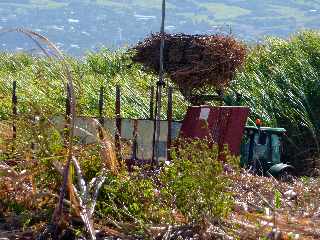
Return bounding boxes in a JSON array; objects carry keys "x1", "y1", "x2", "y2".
[
  {"x1": 180, "y1": 106, "x2": 211, "y2": 139},
  {"x1": 215, "y1": 107, "x2": 250, "y2": 155},
  {"x1": 180, "y1": 106, "x2": 249, "y2": 156}
]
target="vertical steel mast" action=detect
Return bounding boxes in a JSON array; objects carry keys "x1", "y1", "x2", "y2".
[{"x1": 153, "y1": 0, "x2": 166, "y2": 166}]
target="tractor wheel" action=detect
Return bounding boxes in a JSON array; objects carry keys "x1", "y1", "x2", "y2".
[{"x1": 278, "y1": 169, "x2": 294, "y2": 182}]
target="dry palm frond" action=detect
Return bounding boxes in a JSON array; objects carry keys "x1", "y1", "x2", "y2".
[
  {"x1": 0, "y1": 122, "x2": 12, "y2": 140},
  {"x1": 94, "y1": 119, "x2": 119, "y2": 175}
]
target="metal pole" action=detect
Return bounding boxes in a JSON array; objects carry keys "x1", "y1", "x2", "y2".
[
  {"x1": 152, "y1": 88, "x2": 159, "y2": 165},
  {"x1": 159, "y1": 0, "x2": 166, "y2": 82},
  {"x1": 130, "y1": 119, "x2": 138, "y2": 170},
  {"x1": 167, "y1": 86, "x2": 173, "y2": 161},
  {"x1": 153, "y1": 0, "x2": 166, "y2": 166}
]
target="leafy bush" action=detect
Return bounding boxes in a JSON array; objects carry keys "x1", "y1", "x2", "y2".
[
  {"x1": 159, "y1": 139, "x2": 237, "y2": 221},
  {"x1": 96, "y1": 139, "x2": 238, "y2": 228},
  {"x1": 98, "y1": 166, "x2": 170, "y2": 225}
]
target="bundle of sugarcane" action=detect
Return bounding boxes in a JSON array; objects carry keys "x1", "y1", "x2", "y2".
[{"x1": 132, "y1": 33, "x2": 246, "y2": 103}]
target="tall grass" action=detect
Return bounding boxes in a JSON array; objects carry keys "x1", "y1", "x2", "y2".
[
  {"x1": 0, "y1": 49, "x2": 187, "y2": 120},
  {"x1": 234, "y1": 31, "x2": 320, "y2": 172}
]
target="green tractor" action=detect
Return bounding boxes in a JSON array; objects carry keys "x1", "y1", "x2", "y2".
[{"x1": 240, "y1": 125, "x2": 295, "y2": 179}]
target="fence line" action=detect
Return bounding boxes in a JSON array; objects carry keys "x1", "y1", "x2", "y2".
[{"x1": 4, "y1": 82, "x2": 178, "y2": 165}]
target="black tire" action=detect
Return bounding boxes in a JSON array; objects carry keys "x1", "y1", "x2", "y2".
[{"x1": 278, "y1": 169, "x2": 294, "y2": 182}]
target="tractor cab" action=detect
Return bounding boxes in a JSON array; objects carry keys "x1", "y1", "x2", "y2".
[{"x1": 240, "y1": 126, "x2": 294, "y2": 177}]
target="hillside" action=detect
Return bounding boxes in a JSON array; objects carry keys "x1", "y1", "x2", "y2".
[{"x1": 1, "y1": 0, "x2": 320, "y2": 55}]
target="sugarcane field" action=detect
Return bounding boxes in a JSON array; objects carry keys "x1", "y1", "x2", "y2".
[{"x1": 1, "y1": 1, "x2": 320, "y2": 240}]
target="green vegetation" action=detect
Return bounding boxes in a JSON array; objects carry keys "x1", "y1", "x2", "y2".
[
  {"x1": 0, "y1": 49, "x2": 187, "y2": 120},
  {"x1": 1, "y1": 31, "x2": 320, "y2": 171},
  {"x1": 97, "y1": 0, "x2": 177, "y2": 9},
  {"x1": 234, "y1": 31, "x2": 320, "y2": 173},
  {"x1": 1, "y1": 30, "x2": 320, "y2": 238},
  {"x1": 198, "y1": 2, "x2": 251, "y2": 21},
  {"x1": 0, "y1": 119, "x2": 238, "y2": 238},
  {"x1": 1, "y1": 31, "x2": 320, "y2": 170},
  {"x1": 159, "y1": 140, "x2": 237, "y2": 221},
  {"x1": 97, "y1": 139, "x2": 236, "y2": 228}
]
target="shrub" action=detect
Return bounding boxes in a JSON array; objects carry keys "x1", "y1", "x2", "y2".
[
  {"x1": 96, "y1": 139, "x2": 238, "y2": 228},
  {"x1": 159, "y1": 139, "x2": 238, "y2": 222}
]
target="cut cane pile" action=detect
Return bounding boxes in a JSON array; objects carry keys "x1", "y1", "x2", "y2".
[{"x1": 132, "y1": 33, "x2": 246, "y2": 94}]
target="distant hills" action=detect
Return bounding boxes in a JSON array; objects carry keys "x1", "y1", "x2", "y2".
[{"x1": 1, "y1": 0, "x2": 320, "y2": 55}]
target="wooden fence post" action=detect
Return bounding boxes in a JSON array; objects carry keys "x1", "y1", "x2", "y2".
[
  {"x1": 98, "y1": 86, "x2": 104, "y2": 139},
  {"x1": 30, "y1": 115, "x2": 36, "y2": 158},
  {"x1": 99, "y1": 86, "x2": 104, "y2": 125},
  {"x1": 115, "y1": 85, "x2": 122, "y2": 160},
  {"x1": 149, "y1": 86, "x2": 154, "y2": 120},
  {"x1": 129, "y1": 119, "x2": 138, "y2": 170},
  {"x1": 12, "y1": 80, "x2": 17, "y2": 153}
]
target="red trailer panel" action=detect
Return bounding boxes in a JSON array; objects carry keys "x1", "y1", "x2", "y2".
[{"x1": 180, "y1": 106, "x2": 250, "y2": 155}]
